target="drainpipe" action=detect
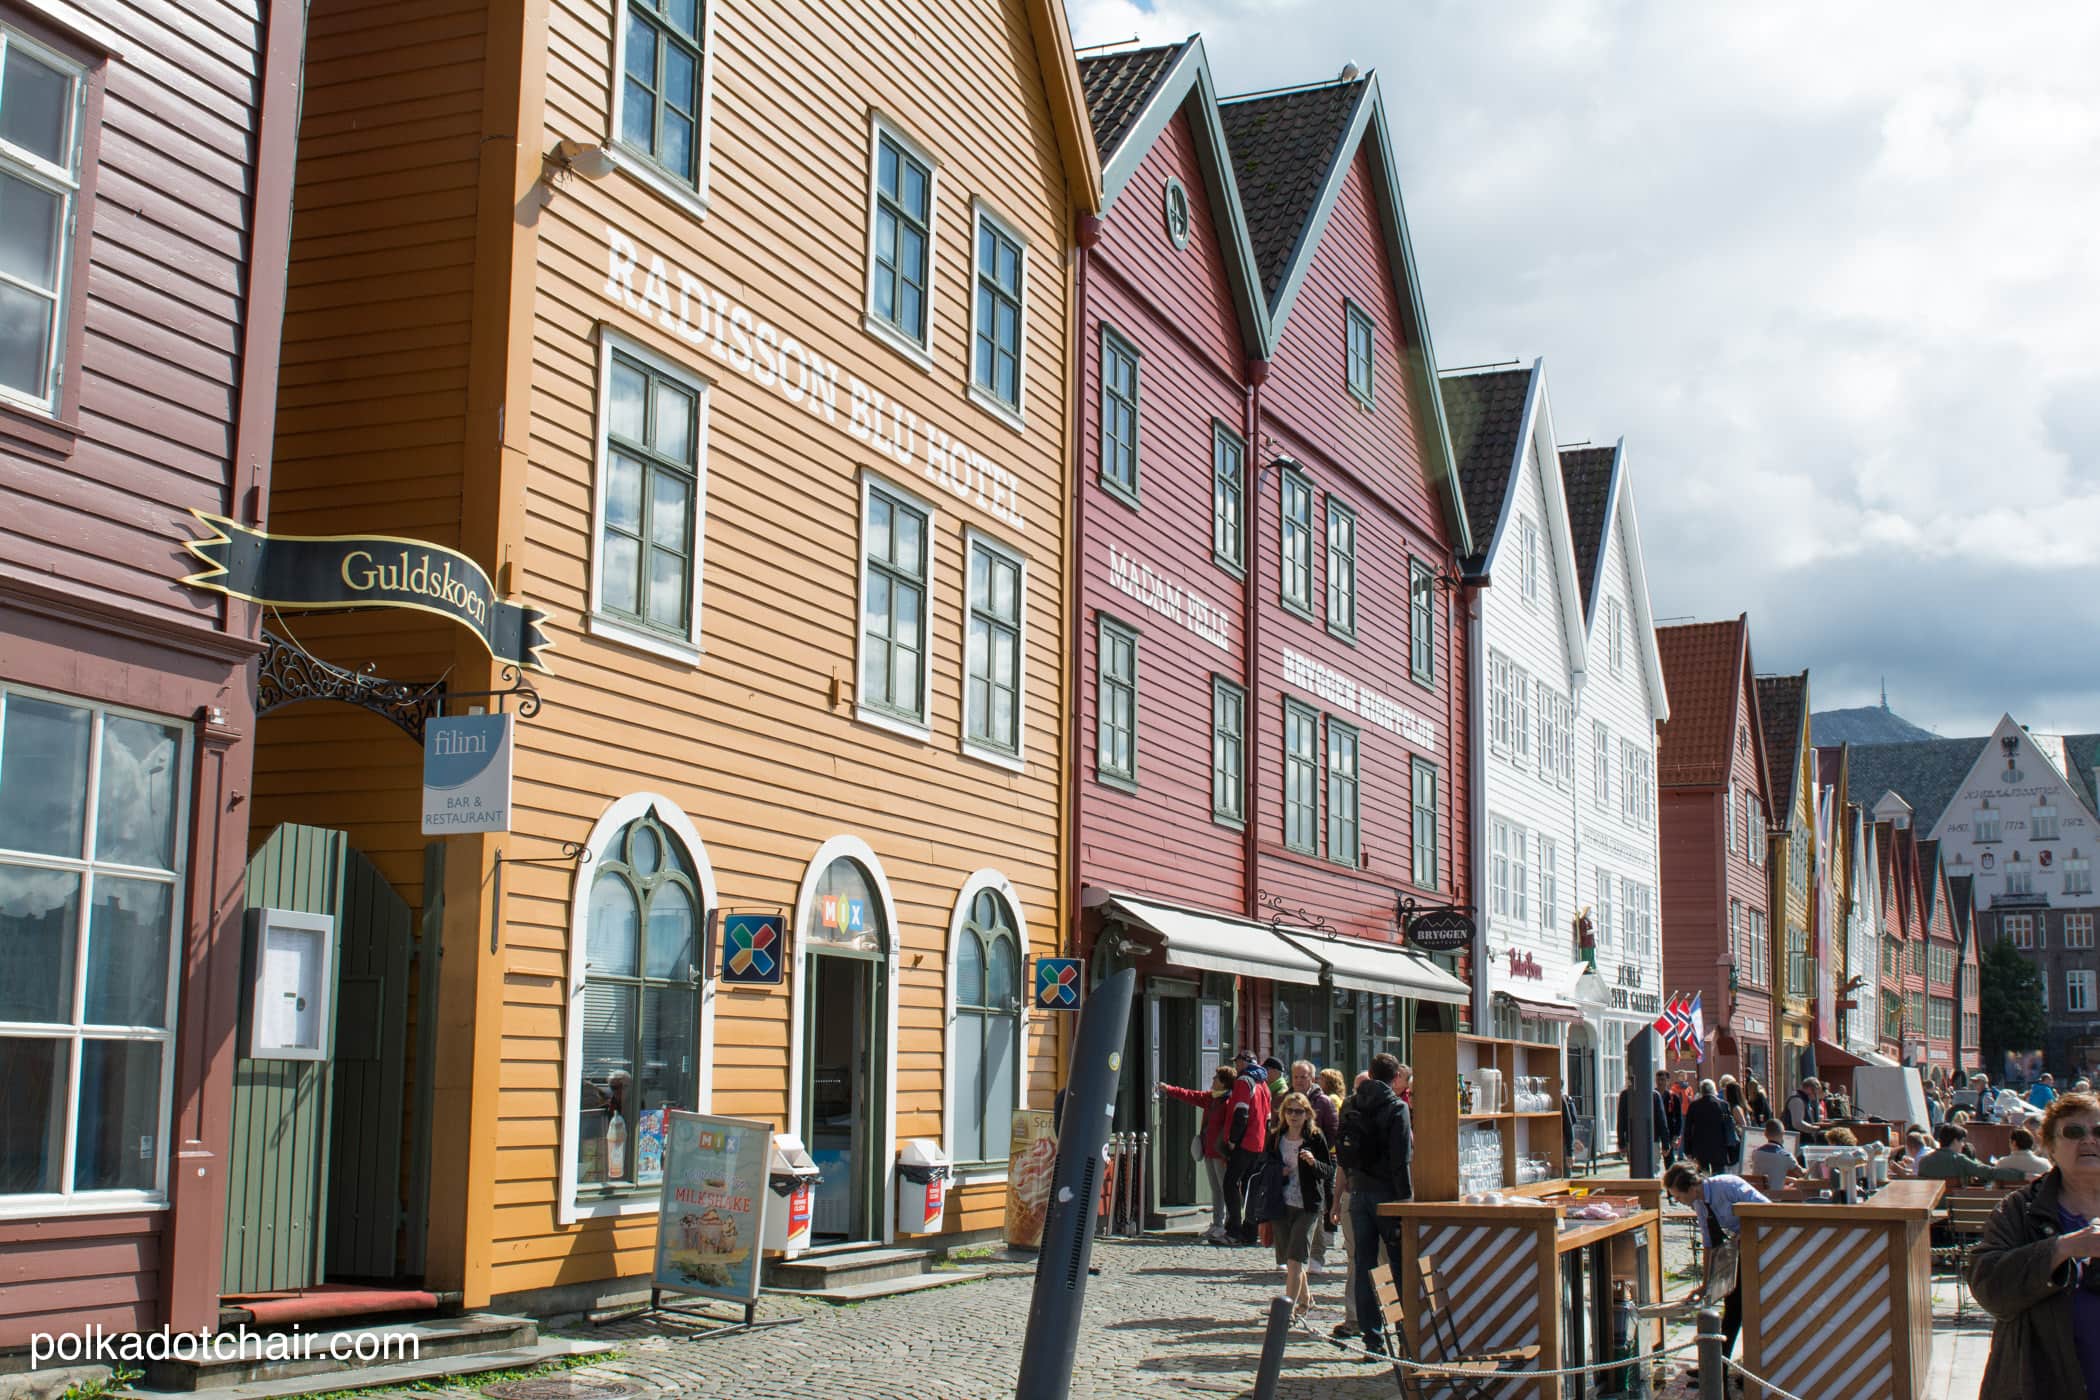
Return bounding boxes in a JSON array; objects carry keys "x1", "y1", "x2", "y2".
[
  {"x1": 1065, "y1": 211, "x2": 1100, "y2": 1006},
  {"x1": 1241, "y1": 358, "x2": 1267, "y2": 924},
  {"x1": 1464, "y1": 576, "x2": 1488, "y2": 1033}
]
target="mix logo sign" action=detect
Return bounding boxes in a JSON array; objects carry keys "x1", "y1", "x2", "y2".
[
  {"x1": 819, "y1": 894, "x2": 870, "y2": 936},
  {"x1": 1035, "y1": 957, "x2": 1082, "y2": 1009},
  {"x1": 720, "y1": 913, "x2": 784, "y2": 985}
]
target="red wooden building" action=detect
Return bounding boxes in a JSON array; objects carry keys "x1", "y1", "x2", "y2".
[
  {"x1": 1654, "y1": 617, "x2": 1779, "y2": 1090},
  {"x1": 0, "y1": 0, "x2": 305, "y2": 1344},
  {"x1": 1071, "y1": 42, "x2": 1473, "y2": 1223},
  {"x1": 1920, "y1": 839, "x2": 1960, "y2": 1078},
  {"x1": 1875, "y1": 820, "x2": 1907, "y2": 1061}
]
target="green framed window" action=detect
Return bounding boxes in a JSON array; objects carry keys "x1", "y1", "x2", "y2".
[
  {"x1": 1326, "y1": 719, "x2": 1360, "y2": 866},
  {"x1": 1412, "y1": 758, "x2": 1439, "y2": 890},
  {"x1": 1211, "y1": 677, "x2": 1244, "y2": 827},
  {"x1": 1099, "y1": 328, "x2": 1140, "y2": 502},
  {"x1": 1325, "y1": 497, "x2": 1356, "y2": 638},
  {"x1": 964, "y1": 536, "x2": 1024, "y2": 757},
  {"x1": 1284, "y1": 700, "x2": 1318, "y2": 853},
  {"x1": 619, "y1": 0, "x2": 707, "y2": 188},
  {"x1": 860, "y1": 480, "x2": 931, "y2": 725},
  {"x1": 1345, "y1": 301, "x2": 1375, "y2": 405},
  {"x1": 972, "y1": 210, "x2": 1024, "y2": 412},
  {"x1": 1211, "y1": 421, "x2": 1244, "y2": 573},
  {"x1": 870, "y1": 127, "x2": 934, "y2": 347},
  {"x1": 1096, "y1": 616, "x2": 1138, "y2": 787},
  {"x1": 951, "y1": 889, "x2": 1020, "y2": 1165},
  {"x1": 600, "y1": 348, "x2": 703, "y2": 638},
  {"x1": 1409, "y1": 558, "x2": 1435, "y2": 684},
  {"x1": 1280, "y1": 468, "x2": 1313, "y2": 615}
]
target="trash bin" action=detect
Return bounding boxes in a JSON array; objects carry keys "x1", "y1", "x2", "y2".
[
  {"x1": 896, "y1": 1139, "x2": 950, "y2": 1235},
  {"x1": 764, "y1": 1132, "x2": 822, "y2": 1253}
]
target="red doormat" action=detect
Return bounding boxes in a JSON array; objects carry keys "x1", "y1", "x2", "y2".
[{"x1": 229, "y1": 1284, "x2": 441, "y2": 1325}]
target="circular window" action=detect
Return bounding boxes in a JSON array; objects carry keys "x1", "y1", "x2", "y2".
[{"x1": 1162, "y1": 176, "x2": 1191, "y2": 250}]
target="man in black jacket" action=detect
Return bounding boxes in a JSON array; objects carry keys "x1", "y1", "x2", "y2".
[{"x1": 1338, "y1": 1053, "x2": 1414, "y2": 1358}]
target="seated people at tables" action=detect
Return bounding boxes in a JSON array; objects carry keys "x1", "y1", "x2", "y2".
[
  {"x1": 1746, "y1": 1120, "x2": 1806, "y2": 1195},
  {"x1": 1811, "y1": 1126, "x2": 1860, "y2": 1180},
  {"x1": 1888, "y1": 1130, "x2": 1930, "y2": 1178},
  {"x1": 1996, "y1": 1126, "x2": 2054, "y2": 1179},
  {"x1": 1918, "y1": 1123, "x2": 2029, "y2": 1184}
]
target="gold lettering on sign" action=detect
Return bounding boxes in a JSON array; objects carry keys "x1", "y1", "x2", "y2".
[{"x1": 340, "y1": 549, "x2": 491, "y2": 626}]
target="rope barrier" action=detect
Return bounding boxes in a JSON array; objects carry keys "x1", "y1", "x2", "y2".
[
  {"x1": 1721, "y1": 1355, "x2": 1809, "y2": 1400},
  {"x1": 1314, "y1": 1319, "x2": 1699, "y2": 1379}
]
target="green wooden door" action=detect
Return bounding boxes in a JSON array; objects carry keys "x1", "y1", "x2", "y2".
[{"x1": 225, "y1": 827, "x2": 412, "y2": 1293}]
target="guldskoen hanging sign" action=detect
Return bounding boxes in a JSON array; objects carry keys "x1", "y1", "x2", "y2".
[{"x1": 180, "y1": 512, "x2": 553, "y2": 671}]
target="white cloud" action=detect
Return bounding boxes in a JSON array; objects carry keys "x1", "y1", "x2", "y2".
[{"x1": 1072, "y1": 1, "x2": 2100, "y2": 733}]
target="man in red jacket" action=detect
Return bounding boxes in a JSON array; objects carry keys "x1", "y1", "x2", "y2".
[{"x1": 1220, "y1": 1052, "x2": 1271, "y2": 1245}]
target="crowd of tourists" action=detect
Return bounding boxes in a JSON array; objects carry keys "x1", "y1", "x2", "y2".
[{"x1": 1158, "y1": 1049, "x2": 1417, "y2": 1360}]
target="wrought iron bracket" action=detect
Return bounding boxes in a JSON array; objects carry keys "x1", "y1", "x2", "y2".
[
  {"x1": 1397, "y1": 896, "x2": 1475, "y2": 923},
  {"x1": 1255, "y1": 888, "x2": 1333, "y2": 935},
  {"x1": 256, "y1": 627, "x2": 446, "y2": 742},
  {"x1": 441, "y1": 664, "x2": 543, "y2": 720},
  {"x1": 488, "y1": 838, "x2": 590, "y2": 954}
]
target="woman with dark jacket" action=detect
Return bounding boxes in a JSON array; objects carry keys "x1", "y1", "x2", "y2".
[
  {"x1": 1160, "y1": 1066, "x2": 1237, "y2": 1245},
  {"x1": 1972, "y1": 1091, "x2": 2100, "y2": 1397},
  {"x1": 1745, "y1": 1078, "x2": 1771, "y2": 1127},
  {"x1": 1681, "y1": 1079, "x2": 1739, "y2": 1175},
  {"x1": 1262, "y1": 1091, "x2": 1335, "y2": 1324}
]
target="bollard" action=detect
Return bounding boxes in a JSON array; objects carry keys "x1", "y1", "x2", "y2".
[
  {"x1": 1249, "y1": 1294, "x2": 1293, "y2": 1400},
  {"x1": 1133, "y1": 1131, "x2": 1148, "y2": 1236},
  {"x1": 1695, "y1": 1305, "x2": 1724, "y2": 1400}
]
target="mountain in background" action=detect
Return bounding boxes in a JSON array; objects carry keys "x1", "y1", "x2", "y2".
[{"x1": 1811, "y1": 703, "x2": 1939, "y2": 746}]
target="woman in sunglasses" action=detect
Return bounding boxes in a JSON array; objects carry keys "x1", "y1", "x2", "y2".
[
  {"x1": 1259, "y1": 1091, "x2": 1335, "y2": 1326},
  {"x1": 1972, "y1": 1091, "x2": 2100, "y2": 1397}
]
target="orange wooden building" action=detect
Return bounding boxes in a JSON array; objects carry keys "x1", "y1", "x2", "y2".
[{"x1": 237, "y1": 0, "x2": 1098, "y2": 1318}]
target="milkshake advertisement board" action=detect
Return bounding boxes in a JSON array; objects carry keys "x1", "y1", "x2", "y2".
[
  {"x1": 1004, "y1": 1109, "x2": 1057, "y2": 1249},
  {"x1": 652, "y1": 1112, "x2": 771, "y2": 1303}
]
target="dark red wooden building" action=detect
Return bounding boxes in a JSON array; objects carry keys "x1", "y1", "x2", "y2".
[
  {"x1": 0, "y1": 0, "x2": 305, "y2": 1345},
  {"x1": 1071, "y1": 41, "x2": 1474, "y2": 1224}
]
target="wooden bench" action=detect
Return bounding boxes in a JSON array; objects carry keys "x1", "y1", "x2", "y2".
[{"x1": 1941, "y1": 1183, "x2": 2019, "y2": 1318}]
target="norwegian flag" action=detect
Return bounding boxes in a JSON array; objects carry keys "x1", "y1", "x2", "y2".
[
  {"x1": 1653, "y1": 993, "x2": 1692, "y2": 1052},
  {"x1": 1683, "y1": 992, "x2": 1706, "y2": 1060},
  {"x1": 1651, "y1": 998, "x2": 1678, "y2": 1046}
]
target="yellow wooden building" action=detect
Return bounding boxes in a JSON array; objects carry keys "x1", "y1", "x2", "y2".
[
  {"x1": 239, "y1": 0, "x2": 1099, "y2": 1316},
  {"x1": 1756, "y1": 671, "x2": 1817, "y2": 1093}
]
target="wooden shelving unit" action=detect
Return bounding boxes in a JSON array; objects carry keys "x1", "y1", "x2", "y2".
[{"x1": 1413, "y1": 1032, "x2": 1566, "y2": 1201}]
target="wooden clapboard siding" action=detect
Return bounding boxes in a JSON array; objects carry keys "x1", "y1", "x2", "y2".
[{"x1": 467, "y1": 0, "x2": 1077, "y2": 1300}]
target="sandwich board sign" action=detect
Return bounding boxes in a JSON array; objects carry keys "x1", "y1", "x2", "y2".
[{"x1": 652, "y1": 1111, "x2": 771, "y2": 1323}]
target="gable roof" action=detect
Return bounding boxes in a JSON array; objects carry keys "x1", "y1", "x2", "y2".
[
  {"x1": 1077, "y1": 42, "x2": 1185, "y2": 167},
  {"x1": 1843, "y1": 737, "x2": 1988, "y2": 835},
  {"x1": 1218, "y1": 79, "x2": 1365, "y2": 306},
  {"x1": 1440, "y1": 365, "x2": 1534, "y2": 559},
  {"x1": 1756, "y1": 673, "x2": 1809, "y2": 825},
  {"x1": 1656, "y1": 616, "x2": 1759, "y2": 790},
  {"x1": 2061, "y1": 733, "x2": 2100, "y2": 817},
  {"x1": 1558, "y1": 446, "x2": 1616, "y2": 615},
  {"x1": 1919, "y1": 838, "x2": 1945, "y2": 928},
  {"x1": 1948, "y1": 873, "x2": 1976, "y2": 950}
]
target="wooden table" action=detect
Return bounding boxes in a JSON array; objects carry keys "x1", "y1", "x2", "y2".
[
  {"x1": 1382, "y1": 1183, "x2": 1665, "y2": 1400},
  {"x1": 1734, "y1": 1178, "x2": 1945, "y2": 1400}
]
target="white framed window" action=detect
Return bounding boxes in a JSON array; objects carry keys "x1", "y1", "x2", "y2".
[
  {"x1": 863, "y1": 116, "x2": 938, "y2": 363},
  {"x1": 1538, "y1": 835, "x2": 1559, "y2": 933},
  {"x1": 1625, "y1": 880, "x2": 1655, "y2": 960},
  {"x1": 1748, "y1": 908, "x2": 1769, "y2": 987},
  {"x1": 1409, "y1": 559, "x2": 1436, "y2": 685},
  {"x1": 610, "y1": 0, "x2": 718, "y2": 214},
  {"x1": 1593, "y1": 720, "x2": 1611, "y2": 809},
  {"x1": 2006, "y1": 914, "x2": 2036, "y2": 949},
  {"x1": 0, "y1": 25, "x2": 86, "y2": 414},
  {"x1": 1619, "y1": 743, "x2": 1654, "y2": 828},
  {"x1": 1594, "y1": 869, "x2": 1616, "y2": 950},
  {"x1": 1520, "y1": 516, "x2": 1540, "y2": 605},
  {"x1": 1211, "y1": 677, "x2": 1245, "y2": 827},
  {"x1": 2034, "y1": 802, "x2": 2061, "y2": 841},
  {"x1": 1726, "y1": 785, "x2": 1738, "y2": 854},
  {"x1": 1096, "y1": 614, "x2": 1138, "y2": 789},
  {"x1": 2068, "y1": 914, "x2": 2094, "y2": 949},
  {"x1": 962, "y1": 531, "x2": 1026, "y2": 765},
  {"x1": 590, "y1": 330, "x2": 711, "y2": 663},
  {"x1": 1411, "y1": 759, "x2": 1439, "y2": 891},
  {"x1": 1326, "y1": 719, "x2": 1361, "y2": 866},
  {"x1": 2007, "y1": 859, "x2": 2035, "y2": 897},
  {"x1": 947, "y1": 880, "x2": 1023, "y2": 1167},
  {"x1": 1098, "y1": 326, "x2": 1140, "y2": 502},
  {"x1": 1284, "y1": 700, "x2": 1318, "y2": 854},
  {"x1": 1344, "y1": 300, "x2": 1375, "y2": 405},
  {"x1": 0, "y1": 688, "x2": 187, "y2": 1215},
  {"x1": 1748, "y1": 795, "x2": 1766, "y2": 866},
  {"x1": 2066, "y1": 853, "x2": 2094, "y2": 897},
  {"x1": 2070, "y1": 971, "x2": 2095, "y2": 1015},
  {"x1": 857, "y1": 474, "x2": 937, "y2": 737},
  {"x1": 1490, "y1": 652, "x2": 1517, "y2": 755},
  {"x1": 1326, "y1": 497, "x2": 1357, "y2": 638},
  {"x1": 1280, "y1": 468, "x2": 1314, "y2": 614},
  {"x1": 1211, "y1": 421, "x2": 1245, "y2": 573},
  {"x1": 1537, "y1": 684, "x2": 1573, "y2": 787},
  {"x1": 1608, "y1": 596, "x2": 1626, "y2": 675},
  {"x1": 1929, "y1": 996, "x2": 1954, "y2": 1040},
  {"x1": 1975, "y1": 799, "x2": 2001, "y2": 843},
  {"x1": 969, "y1": 201, "x2": 1027, "y2": 422},
  {"x1": 1491, "y1": 818, "x2": 1530, "y2": 925},
  {"x1": 1729, "y1": 899, "x2": 1743, "y2": 965}
]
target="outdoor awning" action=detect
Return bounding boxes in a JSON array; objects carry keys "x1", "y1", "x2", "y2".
[
  {"x1": 1273, "y1": 929, "x2": 1472, "y2": 1006},
  {"x1": 1496, "y1": 992, "x2": 1583, "y2": 1024},
  {"x1": 1100, "y1": 894, "x2": 1322, "y2": 985},
  {"x1": 1815, "y1": 1039, "x2": 1897, "y2": 1070}
]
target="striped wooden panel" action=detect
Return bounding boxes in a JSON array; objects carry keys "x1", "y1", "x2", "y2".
[
  {"x1": 1419, "y1": 1222, "x2": 1542, "y2": 1400},
  {"x1": 1750, "y1": 1223, "x2": 1895, "y2": 1398}
]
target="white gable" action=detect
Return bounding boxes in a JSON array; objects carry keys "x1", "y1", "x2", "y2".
[{"x1": 1928, "y1": 714, "x2": 2100, "y2": 913}]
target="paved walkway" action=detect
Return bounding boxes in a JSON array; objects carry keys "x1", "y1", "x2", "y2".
[{"x1": 366, "y1": 1224, "x2": 1986, "y2": 1399}]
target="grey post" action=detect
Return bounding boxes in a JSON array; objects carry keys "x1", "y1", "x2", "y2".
[
  {"x1": 1696, "y1": 1305, "x2": 1724, "y2": 1400},
  {"x1": 1629, "y1": 1027, "x2": 1658, "y2": 1178},
  {"x1": 1250, "y1": 1295, "x2": 1293, "y2": 1400}
]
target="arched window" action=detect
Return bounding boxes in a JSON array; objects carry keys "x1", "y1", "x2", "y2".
[
  {"x1": 952, "y1": 888, "x2": 1020, "y2": 1164},
  {"x1": 576, "y1": 810, "x2": 700, "y2": 1195}
]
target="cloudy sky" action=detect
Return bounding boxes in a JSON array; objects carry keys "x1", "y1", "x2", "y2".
[{"x1": 1070, "y1": 1, "x2": 2100, "y2": 738}]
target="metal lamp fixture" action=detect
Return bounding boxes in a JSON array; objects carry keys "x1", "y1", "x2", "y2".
[{"x1": 551, "y1": 138, "x2": 617, "y2": 180}]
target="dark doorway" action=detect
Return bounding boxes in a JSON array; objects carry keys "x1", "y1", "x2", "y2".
[{"x1": 803, "y1": 953, "x2": 882, "y2": 1243}]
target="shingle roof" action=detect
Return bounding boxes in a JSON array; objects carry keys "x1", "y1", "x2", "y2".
[
  {"x1": 1816, "y1": 745, "x2": 1845, "y2": 788},
  {"x1": 1843, "y1": 737, "x2": 1988, "y2": 835},
  {"x1": 2062, "y1": 733, "x2": 2100, "y2": 818},
  {"x1": 1439, "y1": 367, "x2": 1533, "y2": 562},
  {"x1": 1218, "y1": 79, "x2": 1365, "y2": 304},
  {"x1": 1655, "y1": 618, "x2": 1745, "y2": 789},
  {"x1": 1076, "y1": 42, "x2": 1188, "y2": 165},
  {"x1": 1948, "y1": 873, "x2": 1975, "y2": 946},
  {"x1": 1558, "y1": 446, "x2": 1616, "y2": 617},
  {"x1": 1756, "y1": 673, "x2": 1808, "y2": 824}
]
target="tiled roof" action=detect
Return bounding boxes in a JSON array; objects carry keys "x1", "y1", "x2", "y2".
[
  {"x1": 2062, "y1": 733, "x2": 2100, "y2": 817},
  {"x1": 1816, "y1": 745, "x2": 1845, "y2": 788},
  {"x1": 1218, "y1": 79, "x2": 1365, "y2": 303},
  {"x1": 1439, "y1": 367, "x2": 1532, "y2": 561},
  {"x1": 1756, "y1": 673, "x2": 1808, "y2": 824},
  {"x1": 1076, "y1": 42, "x2": 1188, "y2": 165},
  {"x1": 1654, "y1": 618, "x2": 1745, "y2": 789},
  {"x1": 1948, "y1": 873, "x2": 1975, "y2": 945},
  {"x1": 1843, "y1": 737, "x2": 1988, "y2": 835},
  {"x1": 1558, "y1": 446, "x2": 1616, "y2": 617}
]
